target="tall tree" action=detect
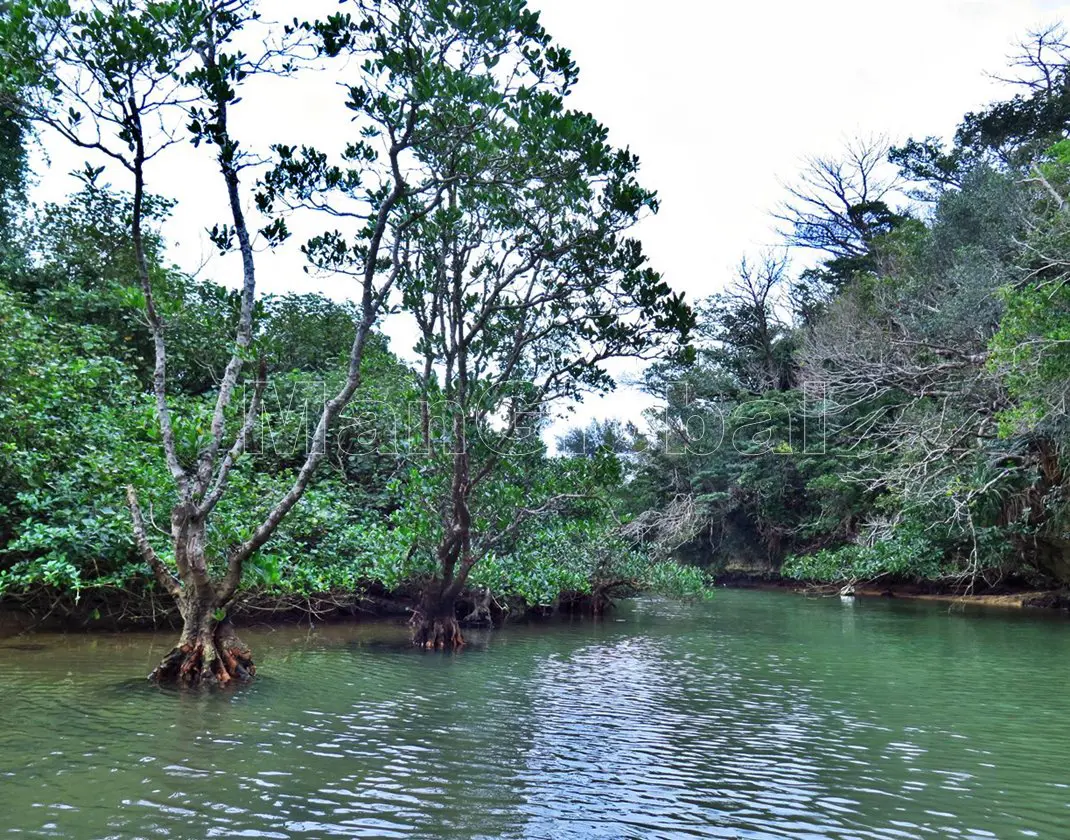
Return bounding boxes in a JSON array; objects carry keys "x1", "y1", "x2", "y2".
[
  {"x1": 701, "y1": 253, "x2": 795, "y2": 394},
  {"x1": 0, "y1": 0, "x2": 30, "y2": 278},
  {"x1": 892, "y1": 26, "x2": 1070, "y2": 195},
  {"x1": 391, "y1": 6, "x2": 691, "y2": 646},
  {"x1": 556, "y1": 419, "x2": 640, "y2": 459},
  {"x1": 0, "y1": 0, "x2": 411, "y2": 685},
  {"x1": 777, "y1": 137, "x2": 912, "y2": 303}
]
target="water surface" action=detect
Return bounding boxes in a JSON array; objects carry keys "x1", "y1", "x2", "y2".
[{"x1": 1, "y1": 590, "x2": 1069, "y2": 838}]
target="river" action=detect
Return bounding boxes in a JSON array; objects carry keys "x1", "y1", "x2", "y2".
[{"x1": 1, "y1": 589, "x2": 1068, "y2": 838}]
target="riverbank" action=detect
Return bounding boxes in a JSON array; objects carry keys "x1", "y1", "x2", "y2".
[
  {"x1": 0, "y1": 582, "x2": 609, "y2": 637},
  {"x1": 4, "y1": 572, "x2": 1066, "y2": 638},
  {"x1": 715, "y1": 573, "x2": 1070, "y2": 610}
]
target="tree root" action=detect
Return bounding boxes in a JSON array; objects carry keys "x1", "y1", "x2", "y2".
[
  {"x1": 411, "y1": 613, "x2": 466, "y2": 650},
  {"x1": 149, "y1": 622, "x2": 255, "y2": 688},
  {"x1": 459, "y1": 587, "x2": 495, "y2": 628}
]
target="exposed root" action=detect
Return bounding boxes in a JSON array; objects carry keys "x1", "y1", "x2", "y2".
[
  {"x1": 411, "y1": 612, "x2": 465, "y2": 650},
  {"x1": 149, "y1": 622, "x2": 255, "y2": 688},
  {"x1": 459, "y1": 587, "x2": 495, "y2": 628}
]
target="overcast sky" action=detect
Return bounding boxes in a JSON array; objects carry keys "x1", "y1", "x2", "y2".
[
  {"x1": 533, "y1": 0, "x2": 1070, "y2": 302},
  {"x1": 30, "y1": 0, "x2": 1070, "y2": 438}
]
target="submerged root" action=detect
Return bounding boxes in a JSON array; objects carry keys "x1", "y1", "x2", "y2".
[
  {"x1": 149, "y1": 622, "x2": 255, "y2": 687},
  {"x1": 411, "y1": 612, "x2": 465, "y2": 650}
]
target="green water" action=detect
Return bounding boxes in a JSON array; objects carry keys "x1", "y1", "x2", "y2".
[{"x1": 1, "y1": 590, "x2": 1069, "y2": 838}]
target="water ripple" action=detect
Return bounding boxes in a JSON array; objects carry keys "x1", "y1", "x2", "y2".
[{"x1": 1, "y1": 592, "x2": 1069, "y2": 838}]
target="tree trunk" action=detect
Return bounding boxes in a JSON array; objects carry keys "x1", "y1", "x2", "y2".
[
  {"x1": 591, "y1": 587, "x2": 611, "y2": 617},
  {"x1": 149, "y1": 585, "x2": 254, "y2": 687},
  {"x1": 459, "y1": 587, "x2": 494, "y2": 628},
  {"x1": 411, "y1": 587, "x2": 465, "y2": 650}
]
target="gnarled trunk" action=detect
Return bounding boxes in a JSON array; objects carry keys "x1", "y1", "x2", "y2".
[
  {"x1": 459, "y1": 587, "x2": 494, "y2": 627},
  {"x1": 411, "y1": 587, "x2": 465, "y2": 650},
  {"x1": 150, "y1": 583, "x2": 254, "y2": 688}
]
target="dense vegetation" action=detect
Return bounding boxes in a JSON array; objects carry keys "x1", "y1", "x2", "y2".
[
  {"x1": 622, "y1": 26, "x2": 1070, "y2": 594},
  {"x1": 0, "y1": 0, "x2": 704, "y2": 683},
  {"x1": 5, "y1": 3, "x2": 1070, "y2": 690}
]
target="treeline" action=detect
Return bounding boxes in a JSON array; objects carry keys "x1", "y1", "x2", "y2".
[
  {"x1": 0, "y1": 0, "x2": 705, "y2": 685},
  {"x1": 618, "y1": 26, "x2": 1070, "y2": 592}
]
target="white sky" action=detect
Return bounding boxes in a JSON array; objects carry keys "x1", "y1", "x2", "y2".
[{"x1": 29, "y1": 0, "x2": 1070, "y2": 439}]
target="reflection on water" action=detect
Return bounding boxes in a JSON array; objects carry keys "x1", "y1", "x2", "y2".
[{"x1": 1, "y1": 590, "x2": 1069, "y2": 838}]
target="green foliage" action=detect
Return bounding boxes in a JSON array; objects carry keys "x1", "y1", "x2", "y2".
[
  {"x1": 0, "y1": 279, "x2": 160, "y2": 571},
  {"x1": 992, "y1": 279, "x2": 1070, "y2": 430},
  {"x1": 556, "y1": 418, "x2": 643, "y2": 459},
  {"x1": 471, "y1": 520, "x2": 710, "y2": 606},
  {"x1": 0, "y1": 0, "x2": 772, "y2": 621},
  {"x1": 628, "y1": 33, "x2": 1070, "y2": 590},
  {"x1": 783, "y1": 519, "x2": 954, "y2": 583},
  {"x1": 0, "y1": 189, "x2": 694, "y2": 612},
  {"x1": 989, "y1": 143, "x2": 1070, "y2": 433}
]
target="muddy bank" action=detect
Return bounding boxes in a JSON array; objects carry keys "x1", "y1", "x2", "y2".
[
  {"x1": 0, "y1": 583, "x2": 603, "y2": 637},
  {"x1": 0, "y1": 590, "x2": 403, "y2": 637},
  {"x1": 715, "y1": 573, "x2": 1070, "y2": 611}
]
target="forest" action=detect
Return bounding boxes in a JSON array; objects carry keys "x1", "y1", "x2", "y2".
[
  {"x1": 0, "y1": 0, "x2": 705, "y2": 686},
  {"x1": 624, "y1": 26, "x2": 1070, "y2": 598},
  {"x1": 2, "y1": 0, "x2": 1070, "y2": 690}
]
